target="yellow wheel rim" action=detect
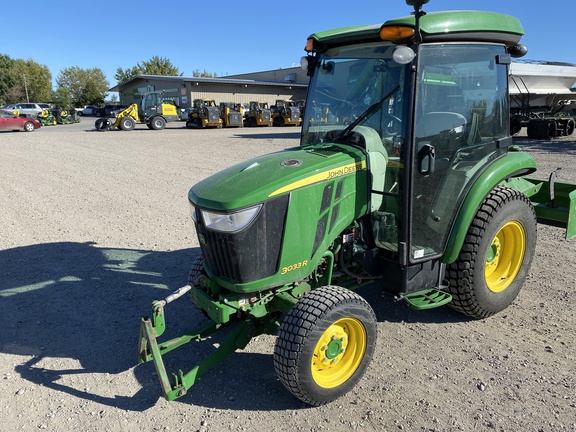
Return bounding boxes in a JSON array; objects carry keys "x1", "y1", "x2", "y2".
[
  {"x1": 311, "y1": 318, "x2": 366, "y2": 388},
  {"x1": 485, "y1": 221, "x2": 525, "y2": 293}
]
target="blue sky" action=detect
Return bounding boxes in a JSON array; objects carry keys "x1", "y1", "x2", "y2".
[{"x1": 2, "y1": 0, "x2": 574, "y2": 90}]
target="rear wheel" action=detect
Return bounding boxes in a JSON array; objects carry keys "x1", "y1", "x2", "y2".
[
  {"x1": 149, "y1": 116, "x2": 166, "y2": 130},
  {"x1": 565, "y1": 118, "x2": 575, "y2": 136},
  {"x1": 273, "y1": 286, "x2": 376, "y2": 406},
  {"x1": 527, "y1": 118, "x2": 556, "y2": 139},
  {"x1": 446, "y1": 186, "x2": 537, "y2": 319}
]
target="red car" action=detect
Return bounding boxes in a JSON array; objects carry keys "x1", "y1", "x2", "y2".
[{"x1": 0, "y1": 109, "x2": 41, "y2": 132}]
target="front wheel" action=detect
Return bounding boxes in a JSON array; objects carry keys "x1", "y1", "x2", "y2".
[
  {"x1": 95, "y1": 118, "x2": 111, "y2": 131},
  {"x1": 119, "y1": 117, "x2": 136, "y2": 131},
  {"x1": 446, "y1": 186, "x2": 537, "y2": 319},
  {"x1": 273, "y1": 286, "x2": 376, "y2": 406},
  {"x1": 23, "y1": 121, "x2": 35, "y2": 132}
]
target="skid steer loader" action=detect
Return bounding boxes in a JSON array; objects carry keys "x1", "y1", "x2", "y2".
[{"x1": 138, "y1": 0, "x2": 576, "y2": 406}]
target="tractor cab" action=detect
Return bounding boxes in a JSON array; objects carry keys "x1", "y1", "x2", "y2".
[{"x1": 300, "y1": 9, "x2": 525, "y2": 294}]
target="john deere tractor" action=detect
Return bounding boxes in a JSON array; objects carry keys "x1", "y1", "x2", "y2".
[
  {"x1": 139, "y1": 0, "x2": 576, "y2": 407},
  {"x1": 94, "y1": 91, "x2": 179, "y2": 131}
]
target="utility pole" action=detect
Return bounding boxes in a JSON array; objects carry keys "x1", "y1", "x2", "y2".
[{"x1": 23, "y1": 74, "x2": 29, "y2": 102}]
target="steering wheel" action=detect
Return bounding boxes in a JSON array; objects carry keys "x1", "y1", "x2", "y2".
[{"x1": 381, "y1": 112, "x2": 402, "y2": 136}]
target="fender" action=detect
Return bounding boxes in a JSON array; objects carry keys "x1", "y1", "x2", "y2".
[{"x1": 441, "y1": 149, "x2": 536, "y2": 264}]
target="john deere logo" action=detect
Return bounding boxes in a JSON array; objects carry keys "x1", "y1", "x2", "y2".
[{"x1": 199, "y1": 234, "x2": 206, "y2": 244}]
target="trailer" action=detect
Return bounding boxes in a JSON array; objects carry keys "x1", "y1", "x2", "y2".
[{"x1": 510, "y1": 60, "x2": 576, "y2": 138}]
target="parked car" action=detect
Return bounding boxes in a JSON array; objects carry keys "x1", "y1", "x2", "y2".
[
  {"x1": 0, "y1": 109, "x2": 41, "y2": 131},
  {"x1": 76, "y1": 105, "x2": 99, "y2": 116},
  {"x1": 2, "y1": 103, "x2": 46, "y2": 118}
]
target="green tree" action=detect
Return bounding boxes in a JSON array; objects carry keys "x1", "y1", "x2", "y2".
[
  {"x1": 56, "y1": 67, "x2": 109, "y2": 107},
  {"x1": 192, "y1": 69, "x2": 218, "y2": 78},
  {"x1": 0, "y1": 54, "x2": 17, "y2": 105},
  {"x1": 115, "y1": 56, "x2": 181, "y2": 83},
  {"x1": 52, "y1": 87, "x2": 72, "y2": 108},
  {"x1": 6, "y1": 59, "x2": 52, "y2": 104}
]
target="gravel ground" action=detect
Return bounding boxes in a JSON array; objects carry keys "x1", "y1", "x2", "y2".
[{"x1": 1, "y1": 119, "x2": 576, "y2": 432}]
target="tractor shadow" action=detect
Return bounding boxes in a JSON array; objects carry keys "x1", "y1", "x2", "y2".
[
  {"x1": 1, "y1": 241, "x2": 200, "y2": 411},
  {"x1": 514, "y1": 135, "x2": 576, "y2": 155},
  {"x1": 233, "y1": 131, "x2": 301, "y2": 140}
]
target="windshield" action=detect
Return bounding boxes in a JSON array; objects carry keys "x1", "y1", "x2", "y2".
[{"x1": 301, "y1": 42, "x2": 410, "y2": 148}]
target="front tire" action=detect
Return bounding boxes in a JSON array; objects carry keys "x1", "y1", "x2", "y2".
[
  {"x1": 119, "y1": 117, "x2": 136, "y2": 131},
  {"x1": 446, "y1": 186, "x2": 537, "y2": 319},
  {"x1": 95, "y1": 118, "x2": 111, "y2": 131},
  {"x1": 23, "y1": 121, "x2": 35, "y2": 132},
  {"x1": 273, "y1": 286, "x2": 376, "y2": 406}
]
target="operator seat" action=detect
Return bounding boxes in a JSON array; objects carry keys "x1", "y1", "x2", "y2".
[{"x1": 415, "y1": 111, "x2": 467, "y2": 156}]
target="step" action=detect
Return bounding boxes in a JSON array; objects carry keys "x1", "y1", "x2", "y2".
[{"x1": 403, "y1": 288, "x2": 452, "y2": 310}]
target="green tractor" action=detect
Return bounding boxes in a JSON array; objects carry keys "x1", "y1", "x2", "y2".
[{"x1": 138, "y1": 0, "x2": 576, "y2": 406}]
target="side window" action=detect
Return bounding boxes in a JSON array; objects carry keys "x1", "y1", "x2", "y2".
[{"x1": 410, "y1": 44, "x2": 509, "y2": 262}]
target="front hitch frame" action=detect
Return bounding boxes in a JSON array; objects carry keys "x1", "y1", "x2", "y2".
[{"x1": 137, "y1": 285, "x2": 256, "y2": 401}]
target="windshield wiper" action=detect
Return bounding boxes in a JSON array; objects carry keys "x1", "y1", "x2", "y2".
[{"x1": 335, "y1": 85, "x2": 401, "y2": 142}]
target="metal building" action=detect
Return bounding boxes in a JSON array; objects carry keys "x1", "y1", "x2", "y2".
[{"x1": 109, "y1": 67, "x2": 309, "y2": 109}]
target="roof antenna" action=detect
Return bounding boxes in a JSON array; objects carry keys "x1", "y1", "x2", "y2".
[{"x1": 406, "y1": 0, "x2": 429, "y2": 43}]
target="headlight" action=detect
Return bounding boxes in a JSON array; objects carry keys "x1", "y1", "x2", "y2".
[
  {"x1": 188, "y1": 202, "x2": 197, "y2": 222},
  {"x1": 201, "y1": 204, "x2": 262, "y2": 233}
]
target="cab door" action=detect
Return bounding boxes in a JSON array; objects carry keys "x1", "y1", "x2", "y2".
[
  {"x1": 409, "y1": 43, "x2": 511, "y2": 263},
  {"x1": 141, "y1": 92, "x2": 162, "y2": 119}
]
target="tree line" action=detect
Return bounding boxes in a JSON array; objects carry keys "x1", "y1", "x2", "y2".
[{"x1": 0, "y1": 54, "x2": 217, "y2": 108}]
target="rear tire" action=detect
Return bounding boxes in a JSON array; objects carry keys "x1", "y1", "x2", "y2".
[
  {"x1": 446, "y1": 186, "x2": 537, "y2": 319},
  {"x1": 527, "y1": 118, "x2": 556, "y2": 139},
  {"x1": 149, "y1": 117, "x2": 166, "y2": 130},
  {"x1": 565, "y1": 118, "x2": 575, "y2": 136},
  {"x1": 273, "y1": 286, "x2": 376, "y2": 406}
]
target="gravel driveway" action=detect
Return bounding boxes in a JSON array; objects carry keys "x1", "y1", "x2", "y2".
[{"x1": 1, "y1": 119, "x2": 575, "y2": 431}]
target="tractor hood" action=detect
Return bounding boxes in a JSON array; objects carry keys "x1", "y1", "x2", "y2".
[{"x1": 189, "y1": 143, "x2": 367, "y2": 210}]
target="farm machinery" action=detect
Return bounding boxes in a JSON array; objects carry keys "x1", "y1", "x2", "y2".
[
  {"x1": 272, "y1": 99, "x2": 302, "y2": 126},
  {"x1": 243, "y1": 101, "x2": 273, "y2": 127},
  {"x1": 186, "y1": 99, "x2": 223, "y2": 128},
  {"x1": 219, "y1": 102, "x2": 244, "y2": 127},
  {"x1": 94, "y1": 91, "x2": 179, "y2": 131},
  {"x1": 510, "y1": 60, "x2": 576, "y2": 138},
  {"x1": 138, "y1": 0, "x2": 576, "y2": 406}
]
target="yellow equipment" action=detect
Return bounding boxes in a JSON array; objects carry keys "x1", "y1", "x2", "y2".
[
  {"x1": 94, "y1": 92, "x2": 179, "y2": 131},
  {"x1": 271, "y1": 99, "x2": 302, "y2": 126},
  {"x1": 219, "y1": 102, "x2": 243, "y2": 127},
  {"x1": 186, "y1": 99, "x2": 223, "y2": 128},
  {"x1": 244, "y1": 101, "x2": 272, "y2": 127}
]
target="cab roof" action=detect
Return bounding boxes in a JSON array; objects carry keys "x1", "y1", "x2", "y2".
[{"x1": 307, "y1": 10, "x2": 524, "y2": 51}]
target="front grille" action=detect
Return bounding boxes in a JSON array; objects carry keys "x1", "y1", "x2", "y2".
[
  {"x1": 290, "y1": 108, "x2": 300, "y2": 122},
  {"x1": 207, "y1": 107, "x2": 220, "y2": 123},
  {"x1": 229, "y1": 112, "x2": 242, "y2": 125},
  {"x1": 195, "y1": 195, "x2": 289, "y2": 283}
]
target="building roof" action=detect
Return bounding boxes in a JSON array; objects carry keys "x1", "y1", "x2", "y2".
[{"x1": 109, "y1": 74, "x2": 308, "y2": 93}]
